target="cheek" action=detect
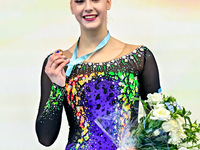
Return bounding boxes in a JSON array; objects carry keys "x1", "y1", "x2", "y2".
[
  {"x1": 73, "y1": 9, "x2": 83, "y2": 21},
  {"x1": 74, "y1": 14, "x2": 82, "y2": 24},
  {"x1": 97, "y1": 6, "x2": 108, "y2": 18}
]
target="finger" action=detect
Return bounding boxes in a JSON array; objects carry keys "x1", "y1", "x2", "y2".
[
  {"x1": 46, "y1": 53, "x2": 65, "y2": 68},
  {"x1": 51, "y1": 58, "x2": 66, "y2": 69},
  {"x1": 55, "y1": 58, "x2": 70, "y2": 73},
  {"x1": 54, "y1": 49, "x2": 63, "y2": 55},
  {"x1": 49, "y1": 49, "x2": 63, "y2": 62}
]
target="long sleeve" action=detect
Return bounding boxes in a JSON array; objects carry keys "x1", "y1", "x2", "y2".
[
  {"x1": 140, "y1": 48, "x2": 161, "y2": 100},
  {"x1": 35, "y1": 57, "x2": 65, "y2": 146}
]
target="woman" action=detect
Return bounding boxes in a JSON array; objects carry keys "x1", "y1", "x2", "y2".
[{"x1": 35, "y1": 0, "x2": 161, "y2": 149}]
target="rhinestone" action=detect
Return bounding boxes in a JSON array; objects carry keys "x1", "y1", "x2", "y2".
[
  {"x1": 107, "y1": 64, "x2": 110, "y2": 67},
  {"x1": 74, "y1": 77, "x2": 77, "y2": 81},
  {"x1": 88, "y1": 62, "x2": 92, "y2": 66},
  {"x1": 118, "y1": 82, "x2": 123, "y2": 86},
  {"x1": 130, "y1": 56, "x2": 134, "y2": 59},
  {"x1": 140, "y1": 48, "x2": 144, "y2": 51},
  {"x1": 99, "y1": 63, "x2": 103, "y2": 66},
  {"x1": 138, "y1": 54, "x2": 141, "y2": 57},
  {"x1": 122, "y1": 56, "x2": 126, "y2": 59},
  {"x1": 125, "y1": 59, "x2": 128, "y2": 62},
  {"x1": 93, "y1": 65, "x2": 96, "y2": 68},
  {"x1": 78, "y1": 65, "x2": 81, "y2": 68},
  {"x1": 133, "y1": 50, "x2": 137, "y2": 53},
  {"x1": 114, "y1": 63, "x2": 117, "y2": 66},
  {"x1": 111, "y1": 60, "x2": 115, "y2": 63}
]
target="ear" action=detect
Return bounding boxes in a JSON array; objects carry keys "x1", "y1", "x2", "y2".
[
  {"x1": 107, "y1": 0, "x2": 111, "y2": 10},
  {"x1": 70, "y1": 0, "x2": 74, "y2": 14}
]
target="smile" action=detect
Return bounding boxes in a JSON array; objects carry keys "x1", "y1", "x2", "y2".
[{"x1": 83, "y1": 15, "x2": 98, "y2": 21}]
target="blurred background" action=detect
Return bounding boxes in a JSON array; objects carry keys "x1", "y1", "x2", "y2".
[{"x1": 0, "y1": 0, "x2": 200, "y2": 149}]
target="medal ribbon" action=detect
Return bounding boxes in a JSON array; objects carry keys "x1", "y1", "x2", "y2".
[{"x1": 65, "y1": 31, "x2": 111, "y2": 76}]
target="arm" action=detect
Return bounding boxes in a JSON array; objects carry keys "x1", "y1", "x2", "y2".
[
  {"x1": 140, "y1": 49, "x2": 161, "y2": 100},
  {"x1": 35, "y1": 52, "x2": 69, "y2": 146},
  {"x1": 140, "y1": 48, "x2": 161, "y2": 112}
]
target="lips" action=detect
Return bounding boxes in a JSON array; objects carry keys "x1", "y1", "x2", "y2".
[{"x1": 83, "y1": 15, "x2": 98, "y2": 21}]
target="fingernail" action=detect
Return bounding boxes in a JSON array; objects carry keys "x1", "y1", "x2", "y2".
[{"x1": 55, "y1": 49, "x2": 63, "y2": 54}]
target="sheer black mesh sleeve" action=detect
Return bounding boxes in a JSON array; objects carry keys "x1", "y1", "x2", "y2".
[
  {"x1": 140, "y1": 49, "x2": 161, "y2": 100},
  {"x1": 35, "y1": 56, "x2": 65, "y2": 146}
]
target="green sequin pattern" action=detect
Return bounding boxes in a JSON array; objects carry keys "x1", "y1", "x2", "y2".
[{"x1": 39, "y1": 83, "x2": 65, "y2": 122}]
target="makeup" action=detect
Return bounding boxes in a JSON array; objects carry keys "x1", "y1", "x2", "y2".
[
  {"x1": 55, "y1": 49, "x2": 63, "y2": 54},
  {"x1": 83, "y1": 15, "x2": 98, "y2": 21}
]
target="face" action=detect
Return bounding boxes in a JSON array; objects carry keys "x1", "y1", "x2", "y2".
[{"x1": 70, "y1": 0, "x2": 111, "y2": 31}]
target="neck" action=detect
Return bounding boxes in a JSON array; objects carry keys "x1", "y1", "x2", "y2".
[{"x1": 78, "y1": 27, "x2": 108, "y2": 53}]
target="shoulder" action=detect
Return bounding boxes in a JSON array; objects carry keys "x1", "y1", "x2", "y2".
[
  {"x1": 119, "y1": 43, "x2": 148, "y2": 58},
  {"x1": 109, "y1": 37, "x2": 141, "y2": 56},
  {"x1": 123, "y1": 44, "x2": 156, "y2": 65},
  {"x1": 110, "y1": 37, "x2": 150, "y2": 54},
  {"x1": 62, "y1": 43, "x2": 76, "y2": 59},
  {"x1": 125, "y1": 44, "x2": 154, "y2": 57},
  {"x1": 43, "y1": 44, "x2": 76, "y2": 64},
  {"x1": 124, "y1": 43, "x2": 141, "y2": 53}
]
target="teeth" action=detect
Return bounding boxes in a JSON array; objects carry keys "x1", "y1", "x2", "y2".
[{"x1": 85, "y1": 16, "x2": 96, "y2": 19}]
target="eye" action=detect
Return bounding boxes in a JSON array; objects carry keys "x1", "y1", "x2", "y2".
[
  {"x1": 92, "y1": 0, "x2": 100, "y2": 2},
  {"x1": 75, "y1": 0, "x2": 84, "y2": 3}
]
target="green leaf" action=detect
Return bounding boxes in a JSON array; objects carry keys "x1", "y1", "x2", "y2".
[
  {"x1": 148, "y1": 120, "x2": 155, "y2": 128},
  {"x1": 182, "y1": 107, "x2": 186, "y2": 115},
  {"x1": 185, "y1": 116, "x2": 192, "y2": 127},
  {"x1": 153, "y1": 120, "x2": 163, "y2": 128},
  {"x1": 186, "y1": 111, "x2": 192, "y2": 116}
]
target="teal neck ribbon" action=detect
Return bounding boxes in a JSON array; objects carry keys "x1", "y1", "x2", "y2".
[{"x1": 65, "y1": 31, "x2": 111, "y2": 77}]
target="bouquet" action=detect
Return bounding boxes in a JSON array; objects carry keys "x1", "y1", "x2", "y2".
[{"x1": 95, "y1": 93, "x2": 200, "y2": 150}]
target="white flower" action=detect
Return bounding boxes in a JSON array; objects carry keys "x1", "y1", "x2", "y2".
[
  {"x1": 179, "y1": 147, "x2": 189, "y2": 150},
  {"x1": 150, "y1": 107, "x2": 171, "y2": 121},
  {"x1": 179, "y1": 146, "x2": 198, "y2": 150},
  {"x1": 178, "y1": 142, "x2": 192, "y2": 148},
  {"x1": 154, "y1": 103, "x2": 165, "y2": 109},
  {"x1": 168, "y1": 130, "x2": 183, "y2": 145},
  {"x1": 163, "y1": 118, "x2": 187, "y2": 145},
  {"x1": 153, "y1": 129, "x2": 161, "y2": 136},
  {"x1": 176, "y1": 115, "x2": 185, "y2": 126},
  {"x1": 177, "y1": 127, "x2": 187, "y2": 139},
  {"x1": 162, "y1": 119, "x2": 179, "y2": 132},
  {"x1": 147, "y1": 93, "x2": 163, "y2": 106},
  {"x1": 196, "y1": 132, "x2": 200, "y2": 140}
]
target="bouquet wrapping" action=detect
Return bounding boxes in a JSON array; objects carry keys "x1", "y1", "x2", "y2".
[{"x1": 95, "y1": 93, "x2": 200, "y2": 150}]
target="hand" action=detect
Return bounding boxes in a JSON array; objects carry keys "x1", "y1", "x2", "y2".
[
  {"x1": 126, "y1": 148, "x2": 137, "y2": 150},
  {"x1": 45, "y1": 50, "x2": 70, "y2": 87}
]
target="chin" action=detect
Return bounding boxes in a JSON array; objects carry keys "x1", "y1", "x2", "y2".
[{"x1": 81, "y1": 23, "x2": 102, "y2": 31}]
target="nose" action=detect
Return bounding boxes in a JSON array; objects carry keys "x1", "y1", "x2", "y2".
[{"x1": 84, "y1": 0, "x2": 93, "y2": 13}]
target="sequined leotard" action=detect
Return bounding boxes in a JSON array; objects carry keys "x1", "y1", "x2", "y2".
[{"x1": 36, "y1": 45, "x2": 161, "y2": 150}]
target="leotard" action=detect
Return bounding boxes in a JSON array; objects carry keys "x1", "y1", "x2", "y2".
[{"x1": 36, "y1": 45, "x2": 161, "y2": 150}]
